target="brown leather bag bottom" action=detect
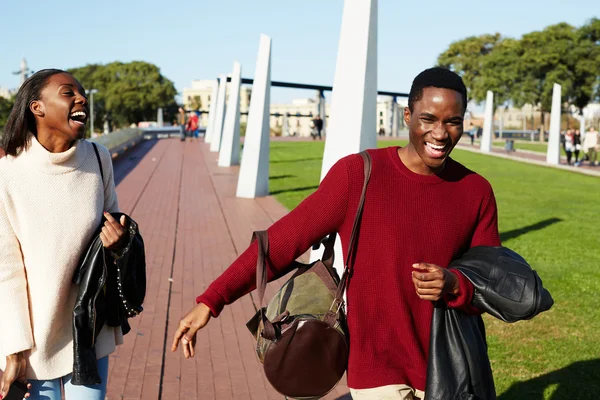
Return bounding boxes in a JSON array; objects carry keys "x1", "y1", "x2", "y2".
[{"x1": 263, "y1": 318, "x2": 349, "y2": 399}]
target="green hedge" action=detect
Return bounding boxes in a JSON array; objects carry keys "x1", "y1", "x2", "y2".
[{"x1": 89, "y1": 128, "x2": 142, "y2": 151}]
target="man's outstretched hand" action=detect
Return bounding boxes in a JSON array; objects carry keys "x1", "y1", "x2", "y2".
[{"x1": 171, "y1": 303, "x2": 212, "y2": 359}]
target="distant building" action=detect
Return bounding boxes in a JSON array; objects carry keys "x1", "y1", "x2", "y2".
[
  {"x1": 182, "y1": 79, "x2": 252, "y2": 127},
  {"x1": 183, "y1": 79, "x2": 409, "y2": 137}
]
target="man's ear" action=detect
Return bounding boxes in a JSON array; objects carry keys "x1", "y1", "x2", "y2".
[
  {"x1": 30, "y1": 100, "x2": 44, "y2": 118},
  {"x1": 403, "y1": 107, "x2": 411, "y2": 126}
]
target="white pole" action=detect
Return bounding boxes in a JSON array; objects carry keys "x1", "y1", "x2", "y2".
[
  {"x1": 236, "y1": 34, "x2": 272, "y2": 198},
  {"x1": 480, "y1": 91, "x2": 494, "y2": 153},
  {"x1": 546, "y1": 83, "x2": 562, "y2": 165},
  {"x1": 311, "y1": 0, "x2": 377, "y2": 273},
  {"x1": 218, "y1": 62, "x2": 242, "y2": 167}
]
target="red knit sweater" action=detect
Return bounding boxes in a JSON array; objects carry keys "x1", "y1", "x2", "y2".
[{"x1": 197, "y1": 146, "x2": 501, "y2": 391}]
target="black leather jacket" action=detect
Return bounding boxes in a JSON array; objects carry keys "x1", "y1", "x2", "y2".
[
  {"x1": 425, "y1": 246, "x2": 554, "y2": 400},
  {"x1": 71, "y1": 212, "x2": 146, "y2": 385}
]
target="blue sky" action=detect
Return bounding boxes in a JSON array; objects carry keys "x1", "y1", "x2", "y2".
[{"x1": 0, "y1": 0, "x2": 597, "y2": 103}]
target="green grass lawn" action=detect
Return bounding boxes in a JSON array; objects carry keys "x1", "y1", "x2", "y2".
[{"x1": 269, "y1": 140, "x2": 600, "y2": 399}]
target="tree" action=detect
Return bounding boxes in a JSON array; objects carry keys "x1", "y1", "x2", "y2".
[
  {"x1": 68, "y1": 61, "x2": 178, "y2": 130},
  {"x1": 437, "y1": 33, "x2": 502, "y2": 103},
  {"x1": 0, "y1": 96, "x2": 15, "y2": 131},
  {"x1": 189, "y1": 96, "x2": 202, "y2": 110},
  {"x1": 437, "y1": 21, "x2": 600, "y2": 140},
  {"x1": 571, "y1": 18, "x2": 600, "y2": 111}
]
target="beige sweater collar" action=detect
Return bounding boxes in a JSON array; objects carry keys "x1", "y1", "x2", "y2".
[{"x1": 22, "y1": 134, "x2": 89, "y2": 175}]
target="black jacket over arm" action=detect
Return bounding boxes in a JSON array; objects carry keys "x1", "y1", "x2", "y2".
[
  {"x1": 425, "y1": 246, "x2": 554, "y2": 400},
  {"x1": 71, "y1": 213, "x2": 146, "y2": 385}
]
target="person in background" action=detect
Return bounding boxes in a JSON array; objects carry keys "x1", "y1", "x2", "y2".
[
  {"x1": 186, "y1": 112, "x2": 199, "y2": 140},
  {"x1": 564, "y1": 129, "x2": 574, "y2": 165},
  {"x1": 178, "y1": 107, "x2": 187, "y2": 142},
  {"x1": 469, "y1": 123, "x2": 477, "y2": 146},
  {"x1": 573, "y1": 129, "x2": 582, "y2": 166},
  {"x1": 312, "y1": 115, "x2": 324, "y2": 140}
]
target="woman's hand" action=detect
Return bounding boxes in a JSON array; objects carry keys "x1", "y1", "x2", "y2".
[
  {"x1": 100, "y1": 212, "x2": 128, "y2": 250},
  {"x1": 0, "y1": 352, "x2": 31, "y2": 399},
  {"x1": 411, "y1": 263, "x2": 459, "y2": 301},
  {"x1": 171, "y1": 303, "x2": 212, "y2": 359}
]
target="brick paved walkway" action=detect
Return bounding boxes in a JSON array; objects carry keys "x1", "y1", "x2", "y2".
[{"x1": 107, "y1": 138, "x2": 350, "y2": 400}]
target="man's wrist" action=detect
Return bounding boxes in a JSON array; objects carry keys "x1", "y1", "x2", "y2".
[{"x1": 447, "y1": 270, "x2": 460, "y2": 296}]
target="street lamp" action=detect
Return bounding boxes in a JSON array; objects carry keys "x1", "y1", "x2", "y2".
[{"x1": 87, "y1": 89, "x2": 98, "y2": 138}]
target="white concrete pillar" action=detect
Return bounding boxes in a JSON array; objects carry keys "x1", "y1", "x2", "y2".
[
  {"x1": 210, "y1": 75, "x2": 228, "y2": 152},
  {"x1": 218, "y1": 62, "x2": 242, "y2": 167},
  {"x1": 205, "y1": 79, "x2": 219, "y2": 144},
  {"x1": 311, "y1": 0, "x2": 377, "y2": 271},
  {"x1": 157, "y1": 108, "x2": 163, "y2": 127},
  {"x1": 236, "y1": 34, "x2": 272, "y2": 198},
  {"x1": 480, "y1": 91, "x2": 494, "y2": 153},
  {"x1": 546, "y1": 83, "x2": 562, "y2": 165},
  {"x1": 319, "y1": 0, "x2": 377, "y2": 181}
]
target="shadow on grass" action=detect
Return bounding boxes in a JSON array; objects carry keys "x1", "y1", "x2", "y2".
[
  {"x1": 500, "y1": 218, "x2": 562, "y2": 243},
  {"x1": 498, "y1": 359, "x2": 600, "y2": 399},
  {"x1": 270, "y1": 174, "x2": 296, "y2": 180},
  {"x1": 271, "y1": 157, "x2": 323, "y2": 164},
  {"x1": 270, "y1": 185, "x2": 319, "y2": 195}
]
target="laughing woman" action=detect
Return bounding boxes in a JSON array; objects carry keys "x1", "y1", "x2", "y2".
[{"x1": 0, "y1": 69, "x2": 127, "y2": 400}]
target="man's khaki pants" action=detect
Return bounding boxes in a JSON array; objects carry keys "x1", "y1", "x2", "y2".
[{"x1": 350, "y1": 384, "x2": 425, "y2": 400}]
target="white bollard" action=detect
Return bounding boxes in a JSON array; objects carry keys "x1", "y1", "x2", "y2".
[
  {"x1": 205, "y1": 79, "x2": 219, "y2": 144},
  {"x1": 480, "y1": 91, "x2": 494, "y2": 153},
  {"x1": 546, "y1": 83, "x2": 562, "y2": 165},
  {"x1": 236, "y1": 34, "x2": 272, "y2": 198},
  {"x1": 210, "y1": 75, "x2": 228, "y2": 152},
  {"x1": 311, "y1": 0, "x2": 378, "y2": 274},
  {"x1": 219, "y1": 62, "x2": 242, "y2": 167}
]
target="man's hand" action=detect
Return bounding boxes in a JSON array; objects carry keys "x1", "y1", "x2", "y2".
[
  {"x1": 0, "y1": 352, "x2": 31, "y2": 399},
  {"x1": 411, "y1": 263, "x2": 459, "y2": 301},
  {"x1": 100, "y1": 213, "x2": 128, "y2": 250},
  {"x1": 171, "y1": 303, "x2": 212, "y2": 359}
]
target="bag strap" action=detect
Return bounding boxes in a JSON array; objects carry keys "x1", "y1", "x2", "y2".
[
  {"x1": 327, "y1": 151, "x2": 371, "y2": 320},
  {"x1": 92, "y1": 142, "x2": 104, "y2": 183},
  {"x1": 253, "y1": 151, "x2": 372, "y2": 326},
  {"x1": 253, "y1": 230, "x2": 269, "y2": 308}
]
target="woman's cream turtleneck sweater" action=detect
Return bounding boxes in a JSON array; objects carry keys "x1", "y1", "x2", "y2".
[{"x1": 0, "y1": 135, "x2": 122, "y2": 380}]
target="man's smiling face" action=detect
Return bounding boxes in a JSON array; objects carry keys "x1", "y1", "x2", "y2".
[{"x1": 404, "y1": 86, "x2": 465, "y2": 174}]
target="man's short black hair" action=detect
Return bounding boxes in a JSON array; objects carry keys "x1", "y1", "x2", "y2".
[{"x1": 408, "y1": 67, "x2": 468, "y2": 113}]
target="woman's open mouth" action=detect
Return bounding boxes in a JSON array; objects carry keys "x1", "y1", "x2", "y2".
[{"x1": 69, "y1": 111, "x2": 88, "y2": 127}]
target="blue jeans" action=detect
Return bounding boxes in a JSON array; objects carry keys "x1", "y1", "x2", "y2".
[{"x1": 28, "y1": 356, "x2": 108, "y2": 400}]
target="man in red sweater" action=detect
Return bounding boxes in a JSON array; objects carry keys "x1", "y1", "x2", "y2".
[{"x1": 172, "y1": 67, "x2": 500, "y2": 399}]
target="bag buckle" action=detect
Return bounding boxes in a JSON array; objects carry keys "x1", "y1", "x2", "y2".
[{"x1": 329, "y1": 298, "x2": 344, "y2": 314}]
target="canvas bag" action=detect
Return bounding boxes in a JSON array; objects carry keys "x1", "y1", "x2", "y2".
[{"x1": 246, "y1": 151, "x2": 372, "y2": 399}]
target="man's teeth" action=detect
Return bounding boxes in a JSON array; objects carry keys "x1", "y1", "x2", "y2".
[
  {"x1": 426, "y1": 142, "x2": 445, "y2": 150},
  {"x1": 70, "y1": 111, "x2": 87, "y2": 118}
]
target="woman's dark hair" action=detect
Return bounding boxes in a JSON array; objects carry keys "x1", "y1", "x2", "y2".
[{"x1": 1, "y1": 69, "x2": 67, "y2": 156}]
